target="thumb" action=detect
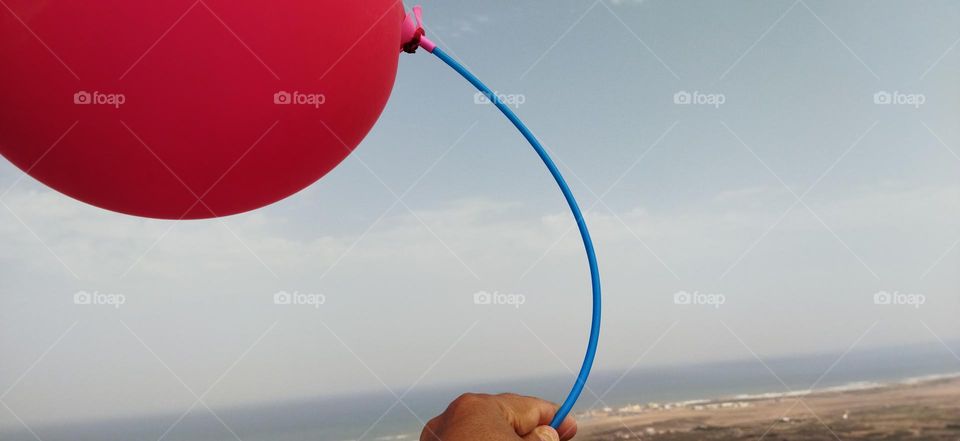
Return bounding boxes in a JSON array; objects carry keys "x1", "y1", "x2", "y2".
[{"x1": 522, "y1": 426, "x2": 560, "y2": 441}]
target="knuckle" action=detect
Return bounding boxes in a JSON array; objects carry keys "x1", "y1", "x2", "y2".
[
  {"x1": 420, "y1": 417, "x2": 443, "y2": 441},
  {"x1": 450, "y1": 392, "x2": 484, "y2": 409}
]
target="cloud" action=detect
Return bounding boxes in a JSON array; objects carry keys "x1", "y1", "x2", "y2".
[
  {"x1": 436, "y1": 14, "x2": 492, "y2": 38},
  {"x1": 2, "y1": 181, "x2": 957, "y2": 288},
  {"x1": 1, "y1": 182, "x2": 957, "y2": 425}
]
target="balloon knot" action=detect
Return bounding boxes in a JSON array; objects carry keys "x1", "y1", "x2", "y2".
[
  {"x1": 401, "y1": 5, "x2": 435, "y2": 53},
  {"x1": 402, "y1": 28, "x2": 425, "y2": 53}
]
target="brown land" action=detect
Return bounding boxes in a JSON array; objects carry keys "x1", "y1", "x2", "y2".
[{"x1": 577, "y1": 376, "x2": 960, "y2": 441}]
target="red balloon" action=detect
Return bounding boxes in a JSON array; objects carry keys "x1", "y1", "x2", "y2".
[{"x1": 0, "y1": 0, "x2": 404, "y2": 219}]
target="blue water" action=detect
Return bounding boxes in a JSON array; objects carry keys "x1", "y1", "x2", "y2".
[{"x1": 4, "y1": 341, "x2": 958, "y2": 441}]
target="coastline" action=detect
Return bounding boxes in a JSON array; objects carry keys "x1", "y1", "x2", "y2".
[
  {"x1": 4, "y1": 371, "x2": 957, "y2": 441},
  {"x1": 576, "y1": 372, "x2": 960, "y2": 441},
  {"x1": 364, "y1": 372, "x2": 960, "y2": 441}
]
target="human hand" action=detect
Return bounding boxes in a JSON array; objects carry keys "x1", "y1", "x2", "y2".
[{"x1": 421, "y1": 393, "x2": 578, "y2": 441}]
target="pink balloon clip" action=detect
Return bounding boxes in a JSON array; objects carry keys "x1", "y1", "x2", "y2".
[{"x1": 401, "y1": 5, "x2": 435, "y2": 53}]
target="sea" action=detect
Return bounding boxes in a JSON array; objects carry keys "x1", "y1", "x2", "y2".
[{"x1": 3, "y1": 341, "x2": 958, "y2": 441}]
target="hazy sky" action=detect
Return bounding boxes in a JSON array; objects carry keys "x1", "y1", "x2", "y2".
[{"x1": 2, "y1": 0, "x2": 959, "y2": 428}]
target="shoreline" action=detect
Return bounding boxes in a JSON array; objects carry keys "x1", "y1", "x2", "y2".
[
  {"x1": 4, "y1": 371, "x2": 957, "y2": 441},
  {"x1": 576, "y1": 371, "x2": 960, "y2": 423},
  {"x1": 577, "y1": 372, "x2": 960, "y2": 440},
  {"x1": 369, "y1": 372, "x2": 960, "y2": 441}
]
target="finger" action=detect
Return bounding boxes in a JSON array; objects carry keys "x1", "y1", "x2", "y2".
[
  {"x1": 495, "y1": 394, "x2": 578, "y2": 438},
  {"x1": 521, "y1": 426, "x2": 559, "y2": 441},
  {"x1": 496, "y1": 394, "x2": 556, "y2": 433},
  {"x1": 556, "y1": 417, "x2": 578, "y2": 441}
]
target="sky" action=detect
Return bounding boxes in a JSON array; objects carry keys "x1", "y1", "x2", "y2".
[{"x1": 2, "y1": 0, "x2": 959, "y2": 428}]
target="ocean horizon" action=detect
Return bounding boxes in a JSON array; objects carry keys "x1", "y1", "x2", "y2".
[{"x1": 4, "y1": 340, "x2": 958, "y2": 441}]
